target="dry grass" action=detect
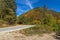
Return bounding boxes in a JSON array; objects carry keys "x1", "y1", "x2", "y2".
[{"x1": 19, "y1": 25, "x2": 55, "y2": 36}]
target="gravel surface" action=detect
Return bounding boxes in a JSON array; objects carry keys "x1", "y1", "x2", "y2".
[{"x1": 0, "y1": 31, "x2": 57, "y2": 40}]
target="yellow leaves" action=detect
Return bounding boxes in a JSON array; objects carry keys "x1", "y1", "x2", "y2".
[
  {"x1": 24, "y1": 14, "x2": 28, "y2": 17},
  {"x1": 58, "y1": 20, "x2": 60, "y2": 22},
  {"x1": 57, "y1": 19, "x2": 60, "y2": 24},
  {"x1": 32, "y1": 20, "x2": 41, "y2": 24}
]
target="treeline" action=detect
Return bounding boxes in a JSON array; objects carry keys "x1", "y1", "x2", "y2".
[
  {"x1": 0, "y1": 0, "x2": 17, "y2": 27},
  {"x1": 18, "y1": 6, "x2": 60, "y2": 25},
  {"x1": 18, "y1": 5, "x2": 60, "y2": 33}
]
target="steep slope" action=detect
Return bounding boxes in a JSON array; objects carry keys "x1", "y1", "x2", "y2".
[
  {"x1": 18, "y1": 7, "x2": 60, "y2": 25},
  {"x1": 18, "y1": 8, "x2": 42, "y2": 24}
]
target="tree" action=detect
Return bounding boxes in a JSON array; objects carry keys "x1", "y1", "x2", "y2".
[
  {"x1": 4, "y1": 8, "x2": 16, "y2": 25},
  {"x1": 0, "y1": 0, "x2": 17, "y2": 25}
]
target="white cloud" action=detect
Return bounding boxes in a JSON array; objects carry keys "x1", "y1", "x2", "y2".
[{"x1": 26, "y1": 0, "x2": 33, "y2": 9}]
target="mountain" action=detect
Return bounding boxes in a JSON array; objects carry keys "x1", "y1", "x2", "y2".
[{"x1": 18, "y1": 7, "x2": 60, "y2": 25}]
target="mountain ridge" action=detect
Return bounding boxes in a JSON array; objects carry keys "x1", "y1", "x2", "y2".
[{"x1": 18, "y1": 7, "x2": 60, "y2": 25}]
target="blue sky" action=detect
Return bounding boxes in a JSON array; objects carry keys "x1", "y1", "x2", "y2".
[{"x1": 15, "y1": 0, "x2": 60, "y2": 16}]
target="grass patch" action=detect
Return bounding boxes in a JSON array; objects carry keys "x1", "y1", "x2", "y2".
[{"x1": 20, "y1": 25, "x2": 58, "y2": 36}]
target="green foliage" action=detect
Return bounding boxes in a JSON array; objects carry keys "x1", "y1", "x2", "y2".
[
  {"x1": 43, "y1": 14, "x2": 56, "y2": 26},
  {"x1": 0, "y1": 0, "x2": 17, "y2": 27},
  {"x1": 20, "y1": 25, "x2": 54, "y2": 36},
  {"x1": 18, "y1": 7, "x2": 60, "y2": 25},
  {"x1": 4, "y1": 8, "x2": 16, "y2": 25},
  {"x1": 0, "y1": 19, "x2": 4, "y2": 25},
  {"x1": 18, "y1": 7, "x2": 42, "y2": 24},
  {"x1": 18, "y1": 6, "x2": 60, "y2": 34}
]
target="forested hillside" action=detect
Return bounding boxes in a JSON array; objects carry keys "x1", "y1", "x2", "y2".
[
  {"x1": 18, "y1": 6, "x2": 60, "y2": 34},
  {"x1": 18, "y1": 6, "x2": 60, "y2": 25},
  {"x1": 0, "y1": 0, "x2": 17, "y2": 27}
]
